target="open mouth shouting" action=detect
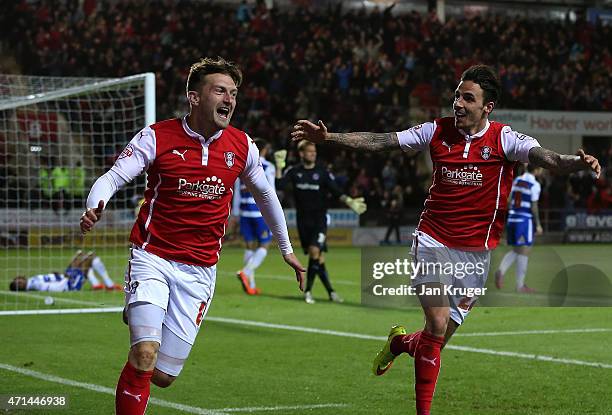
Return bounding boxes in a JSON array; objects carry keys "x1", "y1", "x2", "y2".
[{"x1": 217, "y1": 106, "x2": 231, "y2": 120}]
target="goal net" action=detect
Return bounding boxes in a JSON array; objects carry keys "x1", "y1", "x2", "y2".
[{"x1": 0, "y1": 73, "x2": 155, "y2": 314}]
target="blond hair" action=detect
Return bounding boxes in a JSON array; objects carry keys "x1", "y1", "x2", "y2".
[{"x1": 297, "y1": 140, "x2": 315, "y2": 152}]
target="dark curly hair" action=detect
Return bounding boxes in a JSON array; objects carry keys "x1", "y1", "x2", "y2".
[{"x1": 461, "y1": 64, "x2": 501, "y2": 105}]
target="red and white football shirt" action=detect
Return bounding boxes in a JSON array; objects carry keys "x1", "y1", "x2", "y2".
[
  {"x1": 397, "y1": 117, "x2": 540, "y2": 250},
  {"x1": 88, "y1": 116, "x2": 292, "y2": 266}
]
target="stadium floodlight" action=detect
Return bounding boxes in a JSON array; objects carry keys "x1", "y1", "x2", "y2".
[{"x1": 0, "y1": 73, "x2": 155, "y2": 315}]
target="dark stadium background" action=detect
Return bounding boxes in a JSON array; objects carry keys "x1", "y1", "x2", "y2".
[{"x1": 1, "y1": 0, "x2": 610, "y2": 233}]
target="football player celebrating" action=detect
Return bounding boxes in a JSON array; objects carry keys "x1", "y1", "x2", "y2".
[
  {"x1": 292, "y1": 65, "x2": 600, "y2": 415},
  {"x1": 81, "y1": 57, "x2": 304, "y2": 415}
]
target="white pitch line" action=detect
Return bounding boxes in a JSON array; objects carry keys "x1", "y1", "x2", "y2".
[
  {"x1": 2, "y1": 298, "x2": 612, "y2": 369},
  {"x1": 208, "y1": 316, "x2": 384, "y2": 341},
  {"x1": 447, "y1": 345, "x2": 612, "y2": 369},
  {"x1": 218, "y1": 404, "x2": 348, "y2": 413},
  {"x1": 0, "y1": 363, "x2": 346, "y2": 414},
  {"x1": 491, "y1": 291, "x2": 612, "y2": 305},
  {"x1": 0, "y1": 289, "x2": 119, "y2": 306},
  {"x1": 454, "y1": 328, "x2": 612, "y2": 337},
  {"x1": 2, "y1": 301, "x2": 611, "y2": 339},
  {"x1": 0, "y1": 307, "x2": 123, "y2": 316},
  {"x1": 0, "y1": 362, "x2": 222, "y2": 415},
  {"x1": 207, "y1": 316, "x2": 612, "y2": 369}
]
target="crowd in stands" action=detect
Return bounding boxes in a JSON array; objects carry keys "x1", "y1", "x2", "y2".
[
  {"x1": 2, "y1": 0, "x2": 611, "y2": 224},
  {"x1": 0, "y1": 146, "x2": 87, "y2": 211}
]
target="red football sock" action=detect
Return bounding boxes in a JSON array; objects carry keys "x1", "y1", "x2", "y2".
[
  {"x1": 414, "y1": 331, "x2": 444, "y2": 415},
  {"x1": 390, "y1": 331, "x2": 422, "y2": 357},
  {"x1": 115, "y1": 361, "x2": 153, "y2": 415}
]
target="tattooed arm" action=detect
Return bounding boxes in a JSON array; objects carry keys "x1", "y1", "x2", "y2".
[
  {"x1": 528, "y1": 147, "x2": 601, "y2": 178},
  {"x1": 291, "y1": 120, "x2": 400, "y2": 152},
  {"x1": 325, "y1": 131, "x2": 399, "y2": 152}
]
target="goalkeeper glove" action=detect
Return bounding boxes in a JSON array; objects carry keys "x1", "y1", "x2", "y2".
[
  {"x1": 273, "y1": 150, "x2": 287, "y2": 170},
  {"x1": 345, "y1": 196, "x2": 367, "y2": 215}
]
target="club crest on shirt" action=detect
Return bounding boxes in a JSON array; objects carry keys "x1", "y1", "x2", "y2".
[
  {"x1": 313, "y1": 173, "x2": 320, "y2": 180},
  {"x1": 118, "y1": 144, "x2": 134, "y2": 159},
  {"x1": 224, "y1": 151, "x2": 235, "y2": 168},
  {"x1": 481, "y1": 146, "x2": 492, "y2": 160}
]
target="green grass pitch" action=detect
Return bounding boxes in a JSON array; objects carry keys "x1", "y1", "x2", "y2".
[{"x1": 1, "y1": 245, "x2": 611, "y2": 414}]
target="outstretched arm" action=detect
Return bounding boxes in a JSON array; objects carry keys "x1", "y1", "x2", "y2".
[
  {"x1": 528, "y1": 147, "x2": 601, "y2": 178},
  {"x1": 291, "y1": 120, "x2": 399, "y2": 152},
  {"x1": 327, "y1": 131, "x2": 399, "y2": 152}
]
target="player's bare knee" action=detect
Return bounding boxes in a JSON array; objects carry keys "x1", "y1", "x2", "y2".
[
  {"x1": 431, "y1": 316, "x2": 449, "y2": 333},
  {"x1": 425, "y1": 314, "x2": 450, "y2": 337},
  {"x1": 151, "y1": 369, "x2": 176, "y2": 388},
  {"x1": 129, "y1": 341, "x2": 159, "y2": 370}
]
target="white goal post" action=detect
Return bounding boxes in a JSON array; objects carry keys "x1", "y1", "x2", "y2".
[{"x1": 0, "y1": 73, "x2": 155, "y2": 314}]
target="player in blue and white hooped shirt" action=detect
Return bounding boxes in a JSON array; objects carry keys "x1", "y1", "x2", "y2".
[
  {"x1": 495, "y1": 164, "x2": 543, "y2": 293},
  {"x1": 232, "y1": 138, "x2": 276, "y2": 295},
  {"x1": 8, "y1": 250, "x2": 117, "y2": 292}
]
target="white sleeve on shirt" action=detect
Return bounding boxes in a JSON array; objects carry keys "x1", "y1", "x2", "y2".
[
  {"x1": 396, "y1": 121, "x2": 436, "y2": 153},
  {"x1": 240, "y1": 135, "x2": 292, "y2": 255},
  {"x1": 86, "y1": 127, "x2": 156, "y2": 209},
  {"x1": 500, "y1": 126, "x2": 541, "y2": 163},
  {"x1": 232, "y1": 179, "x2": 241, "y2": 217},
  {"x1": 85, "y1": 171, "x2": 126, "y2": 209}
]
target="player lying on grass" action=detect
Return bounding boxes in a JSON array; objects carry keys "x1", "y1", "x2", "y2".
[
  {"x1": 9, "y1": 250, "x2": 120, "y2": 292},
  {"x1": 292, "y1": 64, "x2": 600, "y2": 415}
]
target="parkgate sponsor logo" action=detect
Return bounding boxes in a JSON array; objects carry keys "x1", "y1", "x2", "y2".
[
  {"x1": 178, "y1": 176, "x2": 226, "y2": 199},
  {"x1": 441, "y1": 164, "x2": 483, "y2": 186}
]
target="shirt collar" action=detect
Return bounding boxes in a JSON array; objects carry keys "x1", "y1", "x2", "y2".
[
  {"x1": 459, "y1": 119, "x2": 490, "y2": 140},
  {"x1": 182, "y1": 115, "x2": 223, "y2": 143}
]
